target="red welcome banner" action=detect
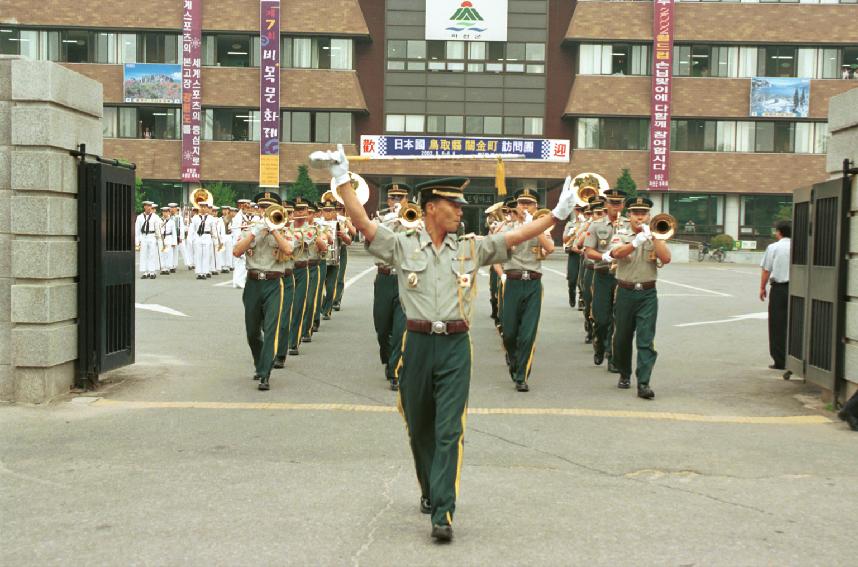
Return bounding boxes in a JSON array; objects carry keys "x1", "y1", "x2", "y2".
[
  {"x1": 181, "y1": 0, "x2": 202, "y2": 182},
  {"x1": 648, "y1": 0, "x2": 675, "y2": 191}
]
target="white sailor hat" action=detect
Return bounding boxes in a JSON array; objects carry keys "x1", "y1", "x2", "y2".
[
  {"x1": 142, "y1": 200, "x2": 154, "y2": 206},
  {"x1": 160, "y1": 206, "x2": 170, "y2": 211},
  {"x1": 210, "y1": 205, "x2": 220, "y2": 210},
  {"x1": 167, "y1": 202, "x2": 178, "y2": 207},
  {"x1": 237, "y1": 199, "x2": 251, "y2": 204}
]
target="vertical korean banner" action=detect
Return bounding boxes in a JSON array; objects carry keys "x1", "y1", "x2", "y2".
[
  {"x1": 648, "y1": 0, "x2": 674, "y2": 191},
  {"x1": 181, "y1": 0, "x2": 202, "y2": 182},
  {"x1": 259, "y1": 0, "x2": 280, "y2": 188}
]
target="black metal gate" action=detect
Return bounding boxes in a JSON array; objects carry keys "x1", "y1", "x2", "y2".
[
  {"x1": 74, "y1": 145, "x2": 137, "y2": 389},
  {"x1": 787, "y1": 160, "x2": 855, "y2": 402}
]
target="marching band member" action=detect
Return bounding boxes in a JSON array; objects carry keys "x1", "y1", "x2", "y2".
[
  {"x1": 498, "y1": 188, "x2": 555, "y2": 392},
  {"x1": 320, "y1": 194, "x2": 352, "y2": 320},
  {"x1": 607, "y1": 197, "x2": 671, "y2": 399},
  {"x1": 332, "y1": 202, "x2": 356, "y2": 312},
  {"x1": 232, "y1": 192, "x2": 294, "y2": 391},
  {"x1": 184, "y1": 207, "x2": 197, "y2": 271},
  {"x1": 563, "y1": 204, "x2": 585, "y2": 308},
  {"x1": 159, "y1": 206, "x2": 177, "y2": 275},
  {"x1": 135, "y1": 200, "x2": 163, "y2": 279},
  {"x1": 286, "y1": 198, "x2": 325, "y2": 356},
  {"x1": 323, "y1": 143, "x2": 578, "y2": 542},
  {"x1": 189, "y1": 201, "x2": 217, "y2": 280},
  {"x1": 231, "y1": 199, "x2": 254, "y2": 288},
  {"x1": 301, "y1": 203, "x2": 329, "y2": 342},
  {"x1": 577, "y1": 201, "x2": 598, "y2": 341}
]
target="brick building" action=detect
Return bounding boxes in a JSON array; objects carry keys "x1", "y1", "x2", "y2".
[{"x1": 2, "y1": 0, "x2": 856, "y2": 239}]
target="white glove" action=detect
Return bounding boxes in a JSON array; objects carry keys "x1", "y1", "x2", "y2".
[
  {"x1": 602, "y1": 250, "x2": 613, "y2": 263},
  {"x1": 632, "y1": 230, "x2": 649, "y2": 249},
  {"x1": 251, "y1": 224, "x2": 268, "y2": 239},
  {"x1": 551, "y1": 175, "x2": 575, "y2": 221},
  {"x1": 329, "y1": 143, "x2": 351, "y2": 187},
  {"x1": 641, "y1": 223, "x2": 652, "y2": 239},
  {"x1": 500, "y1": 273, "x2": 507, "y2": 284},
  {"x1": 524, "y1": 211, "x2": 533, "y2": 224}
]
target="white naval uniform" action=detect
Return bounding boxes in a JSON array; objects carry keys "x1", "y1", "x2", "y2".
[
  {"x1": 216, "y1": 217, "x2": 230, "y2": 272},
  {"x1": 135, "y1": 212, "x2": 163, "y2": 275},
  {"x1": 190, "y1": 214, "x2": 217, "y2": 276},
  {"x1": 184, "y1": 214, "x2": 196, "y2": 268},
  {"x1": 159, "y1": 216, "x2": 177, "y2": 271},
  {"x1": 231, "y1": 211, "x2": 252, "y2": 288},
  {"x1": 172, "y1": 214, "x2": 186, "y2": 269}
]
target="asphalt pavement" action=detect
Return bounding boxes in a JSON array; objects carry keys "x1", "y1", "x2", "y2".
[{"x1": 2, "y1": 252, "x2": 857, "y2": 566}]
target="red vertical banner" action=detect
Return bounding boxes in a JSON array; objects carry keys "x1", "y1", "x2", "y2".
[
  {"x1": 648, "y1": 0, "x2": 674, "y2": 191},
  {"x1": 181, "y1": 0, "x2": 202, "y2": 182},
  {"x1": 259, "y1": 0, "x2": 280, "y2": 188}
]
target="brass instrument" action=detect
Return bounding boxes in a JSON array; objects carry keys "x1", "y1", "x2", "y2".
[
  {"x1": 329, "y1": 172, "x2": 370, "y2": 206},
  {"x1": 530, "y1": 209, "x2": 553, "y2": 260},
  {"x1": 571, "y1": 172, "x2": 609, "y2": 207},
  {"x1": 399, "y1": 202, "x2": 422, "y2": 230},
  {"x1": 264, "y1": 205, "x2": 288, "y2": 231},
  {"x1": 650, "y1": 213, "x2": 677, "y2": 241},
  {"x1": 191, "y1": 188, "x2": 214, "y2": 208},
  {"x1": 485, "y1": 201, "x2": 505, "y2": 224}
]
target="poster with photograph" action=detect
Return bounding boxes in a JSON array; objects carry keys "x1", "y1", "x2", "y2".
[
  {"x1": 750, "y1": 77, "x2": 810, "y2": 118},
  {"x1": 123, "y1": 63, "x2": 182, "y2": 104}
]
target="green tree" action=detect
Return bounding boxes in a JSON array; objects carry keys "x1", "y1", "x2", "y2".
[
  {"x1": 615, "y1": 168, "x2": 638, "y2": 198},
  {"x1": 135, "y1": 177, "x2": 146, "y2": 212},
  {"x1": 287, "y1": 165, "x2": 320, "y2": 203},
  {"x1": 207, "y1": 181, "x2": 236, "y2": 206}
]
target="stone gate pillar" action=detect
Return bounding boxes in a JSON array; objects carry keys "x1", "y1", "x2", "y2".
[{"x1": 0, "y1": 56, "x2": 103, "y2": 403}]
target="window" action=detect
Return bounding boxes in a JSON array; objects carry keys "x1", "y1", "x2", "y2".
[
  {"x1": 282, "y1": 37, "x2": 352, "y2": 69},
  {"x1": 523, "y1": 117, "x2": 543, "y2": 136},
  {"x1": 468, "y1": 42, "x2": 486, "y2": 61},
  {"x1": 386, "y1": 114, "x2": 405, "y2": 133},
  {"x1": 484, "y1": 116, "x2": 502, "y2": 135},
  {"x1": 385, "y1": 114, "x2": 424, "y2": 133},
  {"x1": 446, "y1": 41, "x2": 465, "y2": 60},
  {"x1": 755, "y1": 121, "x2": 795, "y2": 152},
  {"x1": 102, "y1": 106, "x2": 117, "y2": 138},
  {"x1": 579, "y1": 43, "x2": 649, "y2": 75},
  {"x1": 114, "y1": 106, "x2": 181, "y2": 139},
  {"x1": 465, "y1": 116, "x2": 483, "y2": 135},
  {"x1": 405, "y1": 114, "x2": 424, "y2": 133},
  {"x1": 741, "y1": 195, "x2": 792, "y2": 236},
  {"x1": 138, "y1": 32, "x2": 179, "y2": 64},
  {"x1": 427, "y1": 115, "x2": 445, "y2": 134},
  {"x1": 667, "y1": 194, "x2": 723, "y2": 235},
  {"x1": 575, "y1": 118, "x2": 649, "y2": 150},
  {"x1": 445, "y1": 115, "x2": 463, "y2": 134},
  {"x1": 526, "y1": 43, "x2": 545, "y2": 62},
  {"x1": 207, "y1": 34, "x2": 252, "y2": 67},
  {"x1": 762, "y1": 46, "x2": 798, "y2": 77},
  {"x1": 671, "y1": 120, "x2": 716, "y2": 151},
  {"x1": 0, "y1": 28, "x2": 39, "y2": 59},
  {"x1": 407, "y1": 40, "x2": 426, "y2": 60},
  {"x1": 206, "y1": 108, "x2": 258, "y2": 141},
  {"x1": 504, "y1": 116, "x2": 523, "y2": 136},
  {"x1": 60, "y1": 30, "x2": 93, "y2": 63}
]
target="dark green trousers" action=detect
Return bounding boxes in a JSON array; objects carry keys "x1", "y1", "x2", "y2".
[
  {"x1": 566, "y1": 252, "x2": 581, "y2": 307},
  {"x1": 243, "y1": 277, "x2": 287, "y2": 379},
  {"x1": 612, "y1": 287, "x2": 658, "y2": 385},
  {"x1": 313, "y1": 263, "x2": 328, "y2": 329},
  {"x1": 500, "y1": 278, "x2": 542, "y2": 384},
  {"x1": 580, "y1": 267, "x2": 595, "y2": 337},
  {"x1": 334, "y1": 245, "x2": 348, "y2": 307},
  {"x1": 289, "y1": 267, "x2": 309, "y2": 350},
  {"x1": 489, "y1": 270, "x2": 499, "y2": 321},
  {"x1": 274, "y1": 274, "x2": 296, "y2": 359},
  {"x1": 302, "y1": 264, "x2": 321, "y2": 338},
  {"x1": 373, "y1": 272, "x2": 405, "y2": 379},
  {"x1": 592, "y1": 271, "x2": 617, "y2": 360},
  {"x1": 321, "y1": 262, "x2": 339, "y2": 317},
  {"x1": 398, "y1": 331, "x2": 470, "y2": 527}
]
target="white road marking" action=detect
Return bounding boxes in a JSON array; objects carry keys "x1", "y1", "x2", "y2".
[
  {"x1": 344, "y1": 266, "x2": 377, "y2": 290},
  {"x1": 135, "y1": 303, "x2": 189, "y2": 317},
  {"x1": 543, "y1": 267, "x2": 568, "y2": 278},
  {"x1": 212, "y1": 281, "x2": 234, "y2": 287},
  {"x1": 675, "y1": 312, "x2": 767, "y2": 328},
  {"x1": 659, "y1": 279, "x2": 732, "y2": 297}
]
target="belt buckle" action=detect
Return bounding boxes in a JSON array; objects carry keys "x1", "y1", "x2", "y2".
[
  {"x1": 257, "y1": 272, "x2": 267, "y2": 280},
  {"x1": 431, "y1": 321, "x2": 447, "y2": 335},
  {"x1": 634, "y1": 282, "x2": 642, "y2": 291},
  {"x1": 522, "y1": 271, "x2": 530, "y2": 281}
]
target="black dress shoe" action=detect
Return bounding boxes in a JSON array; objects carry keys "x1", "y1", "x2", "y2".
[
  {"x1": 258, "y1": 377, "x2": 270, "y2": 391},
  {"x1": 637, "y1": 384, "x2": 655, "y2": 399},
  {"x1": 170, "y1": 268, "x2": 176, "y2": 273},
  {"x1": 273, "y1": 356, "x2": 285, "y2": 369},
  {"x1": 594, "y1": 351, "x2": 604, "y2": 366},
  {"x1": 253, "y1": 374, "x2": 261, "y2": 381},
  {"x1": 205, "y1": 273, "x2": 211, "y2": 278},
  {"x1": 390, "y1": 379, "x2": 399, "y2": 391},
  {"x1": 607, "y1": 360, "x2": 619, "y2": 374},
  {"x1": 618, "y1": 375, "x2": 631, "y2": 389},
  {"x1": 420, "y1": 497, "x2": 431, "y2": 514},
  {"x1": 431, "y1": 524, "x2": 453, "y2": 542},
  {"x1": 584, "y1": 335, "x2": 593, "y2": 344},
  {"x1": 312, "y1": 324, "x2": 320, "y2": 332},
  {"x1": 333, "y1": 304, "x2": 341, "y2": 311},
  {"x1": 288, "y1": 348, "x2": 299, "y2": 356},
  {"x1": 515, "y1": 382, "x2": 529, "y2": 392},
  {"x1": 141, "y1": 274, "x2": 148, "y2": 280},
  {"x1": 301, "y1": 336, "x2": 312, "y2": 343},
  {"x1": 768, "y1": 364, "x2": 785, "y2": 370},
  {"x1": 846, "y1": 414, "x2": 858, "y2": 432},
  {"x1": 322, "y1": 314, "x2": 331, "y2": 320}
]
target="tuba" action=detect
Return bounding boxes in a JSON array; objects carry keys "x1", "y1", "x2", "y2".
[
  {"x1": 264, "y1": 205, "x2": 288, "y2": 231},
  {"x1": 399, "y1": 202, "x2": 422, "y2": 230},
  {"x1": 191, "y1": 188, "x2": 213, "y2": 208},
  {"x1": 329, "y1": 172, "x2": 370, "y2": 206},
  {"x1": 571, "y1": 172, "x2": 609, "y2": 207}
]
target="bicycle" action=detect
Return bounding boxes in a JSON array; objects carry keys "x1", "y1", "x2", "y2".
[{"x1": 697, "y1": 242, "x2": 710, "y2": 262}]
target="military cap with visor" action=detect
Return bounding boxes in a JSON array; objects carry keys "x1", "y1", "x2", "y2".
[
  {"x1": 383, "y1": 182, "x2": 412, "y2": 198},
  {"x1": 254, "y1": 191, "x2": 282, "y2": 207},
  {"x1": 416, "y1": 177, "x2": 469, "y2": 206},
  {"x1": 625, "y1": 196, "x2": 654, "y2": 211}
]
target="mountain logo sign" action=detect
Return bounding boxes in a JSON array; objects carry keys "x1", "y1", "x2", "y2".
[{"x1": 446, "y1": 1, "x2": 487, "y2": 32}]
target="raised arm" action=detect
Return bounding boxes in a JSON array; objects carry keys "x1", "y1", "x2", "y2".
[
  {"x1": 505, "y1": 176, "x2": 574, "y2": 249},
  {"x1": 324, "y1": 145, "x2": 377, "y2": 243}
]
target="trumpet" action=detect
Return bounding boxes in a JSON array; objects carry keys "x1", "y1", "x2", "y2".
[
  {"x1": 649, "y1": 213, "x2": 677, "y2": 241},
  {"x1": 399, "y1": 202, "x2": 422, "y2": 230},
  {"x1": 264, "y1": 205, "x2": 288, "y2": 231}
]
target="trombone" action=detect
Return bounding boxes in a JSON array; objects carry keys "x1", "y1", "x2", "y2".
[
  {"x1": 264, "y1": 205, "x2": 289, "y2": 231},
  {"x1": 646, "y1": 213, "x2": 677, "y2": 262}
]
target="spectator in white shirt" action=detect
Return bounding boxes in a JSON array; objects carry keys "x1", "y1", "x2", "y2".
[{"x1": 759, "y1": 220, "x2": 791, "y2": 374}]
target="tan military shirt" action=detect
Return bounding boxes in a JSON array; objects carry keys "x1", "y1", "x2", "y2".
[
  {"x1": 374, "y1": 215, "x2": 408, "y2": 269},
  {"x1": 584, "y1": 216, "x2": 631, "y2": 269},
  {"x1": 243, "y1": 223, "x2": 289, "y2": 273},
  {"x1": 289, "y1": 220, "x2": 314, "y2": 263},
  {"x1": 501, "y1": 221, "x2": 542, "y2": 272},
  {"x1": 613, "y1": 231, "x2": 658, "y2": 283},
  {"x1": 367, "y1": 224, "x2": 510, "y2": 322}
]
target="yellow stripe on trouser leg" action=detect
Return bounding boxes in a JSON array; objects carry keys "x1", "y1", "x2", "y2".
[{"x1": 273, "y1": 278, "x2": 284, "y2": 354}]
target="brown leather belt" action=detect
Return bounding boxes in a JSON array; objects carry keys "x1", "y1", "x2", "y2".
[
  {"x1": 617, "y1": 280, "x2": 656, "y2": 291},
  {"x1": 294, "y1": 261, "x2": 309, "y2": 269},
  {"x1": 377, "y1": 266, "x2": 396, "y2": 276},
  {"x1": 406, "y1": 319, "x2": 469, "y2": 335},
  {"x1": 504, "y1": 269, "x2": 542, "y2": 281},
  {"x1": 594, "y1": 266, "x2": 612, "y2": 274},
  {"x1": 247, "y1": 269, "x2": 285, "y2": 281},
  {"x1": 584, "y1": 264, "x2": 595, "y2": 270},
  {"x1": 308, "y1": 259, "x2": 321, "y2": 266}
]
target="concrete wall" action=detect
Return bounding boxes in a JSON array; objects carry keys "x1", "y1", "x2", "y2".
[
  {"x1": 826, "y1": 87, "x2": 858, "y2": 399},
  {"x1": 0, "y1": 56, "x2": 103, "y2": 403}
]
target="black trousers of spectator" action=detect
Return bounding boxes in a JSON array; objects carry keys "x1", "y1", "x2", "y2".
[{"x1": 769, "y1": 282, "x2": 788, "y2": 369}]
